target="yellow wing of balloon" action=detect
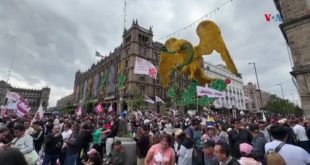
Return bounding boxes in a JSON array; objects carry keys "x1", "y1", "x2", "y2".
[{"x1": 195, "y1": 20, "x2": 238, "y2": 74}]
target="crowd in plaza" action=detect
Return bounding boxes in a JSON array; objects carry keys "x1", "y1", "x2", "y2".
[{"x1": 0, "y1": 110, "x2": 310, "y2": 165}]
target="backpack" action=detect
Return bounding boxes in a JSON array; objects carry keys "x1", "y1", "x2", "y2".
[{"x1": 266, "y1": 143, "x2": 286, "y2": 165}]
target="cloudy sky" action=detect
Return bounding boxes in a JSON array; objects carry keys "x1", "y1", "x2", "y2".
[{"x1": 0, "y1": 0, "x2": 300, "y2": 107}]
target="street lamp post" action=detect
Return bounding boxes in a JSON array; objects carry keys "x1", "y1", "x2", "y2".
[
  {"x1": 248, "y1": 62, "x2": 264, "y2": 112},
  {"x1": 277, "y1": 83, "x2": 285, "y2": 99}
]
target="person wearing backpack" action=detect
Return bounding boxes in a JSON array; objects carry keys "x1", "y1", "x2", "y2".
[{"x1": 265, "y1": 125, "x2": 310, "y2": 165}]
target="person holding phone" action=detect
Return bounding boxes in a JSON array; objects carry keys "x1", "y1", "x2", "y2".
[{"x1": 42, "y1": 124, "x2": 63, "y2": 165}]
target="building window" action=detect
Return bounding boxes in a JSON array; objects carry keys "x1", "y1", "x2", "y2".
[
  {"x1": 140, "y1": 86, "x2": 145, "y2": 94},
  {"x1": 140, "y1": 75, "x2": 145, "y2": 81},
  {"x1": 155, "y1": 88, "x2": 161, "y2": 97},
  {"x1": 126, "y1": 48, "x2": 130, "y2": 55},
  {"x1": 125, "y1": 60, "x2": 129, "y2": 68},
  {"x1": 139, "y1": 47, "x2": 147, "y2": 56},
  {"x1": 251, "y1": 103, "x2": 256, "y2": 108},
  {"x1": 156, "y1": 78, "x2": 160, "y2": 84}
]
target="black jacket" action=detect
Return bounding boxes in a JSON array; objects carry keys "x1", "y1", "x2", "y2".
[
  {"x1": 66, "y1": 132, "x2": 80, "y2": 155},
  {"x1": 228, "y1": 129, "x2": 252, "y2": 158},
  {"x1": 32, "y1": 130, "x2": 44, "y2": 152},
  {"x1": 44, "y1": 133, "x2": 63, "y2": 154},
  {"x1": 227, "y1": 158, "x2": 241, "y2": 165},
  {"x1": 134, "y1": 133, "x2": 151, "y2": 158}
]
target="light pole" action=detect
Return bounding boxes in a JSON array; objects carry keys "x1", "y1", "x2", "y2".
[
  {"x1": 277, "y1": 83, "x2": 285, "y2": 99},
  {"x1": 248, "y1": 62, "x2": 264, "y2": 112}
]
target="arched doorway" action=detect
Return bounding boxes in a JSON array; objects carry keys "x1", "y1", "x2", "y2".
[{"x1": 123, "y1": 102, "x2": 128, "y2": 112}]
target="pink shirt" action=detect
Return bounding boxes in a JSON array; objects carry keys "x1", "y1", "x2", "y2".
[{"x1": 147, "y1": 144, "x2": 175, "y2": 165}]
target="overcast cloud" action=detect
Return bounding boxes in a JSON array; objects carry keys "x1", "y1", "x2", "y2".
[{"x1": 0, "y1": 0, "x2": 300, "y2": 107}]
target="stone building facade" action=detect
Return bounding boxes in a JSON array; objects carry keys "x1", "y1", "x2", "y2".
[
  {"x1": 0, "y1": 80, "x2": 50, "y2": 111},
  {"x1": 73, "y1": 20, "x2": 189, "y2": 112},
  {"x1": 274, "y1": 0, "x2": 310, "y2": 118},
  {"x1": 243, "y1": 82, "x2": 260, "y2": 112},
  {"x1": 56, "y1": 94, "x2": 73, "y2": 110},
  {"x1": 243, "y1": 82, "x2": 272, "y2": 112}
]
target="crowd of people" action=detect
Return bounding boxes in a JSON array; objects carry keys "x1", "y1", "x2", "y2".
[{"x1": 0, "y1": 110, "x2": 310, "y2": 165}]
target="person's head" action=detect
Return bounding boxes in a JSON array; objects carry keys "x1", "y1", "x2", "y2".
[
  {"x1": 214, "y1": 141, "x2": 230, "y2": 161},
  {"x1": 52, "y1": 124, "x2": 61, "y2": 135},
  {"x1": 31, "y1": 121, "x2": 41, "y2": 131},
  {"x1": 219, "y1": 124, "x2": 227, "y2": 132},
  {"x1": 269, "y1": 125, "x2": 288, "y2": 141},
  {"x1": 258, "y1": 121, "x2": 266, "y2": 130},
  {"x1": 174, "y1": 129, "x2": 185, "y2": 142},
  {"x1": 63, "y1": 122, "x2": 72, "y2": 131},
  {"x1": 203, "y1": 140, "x2": 215, "y2": 156},
  {"x1": 87, "y1": 149, "x2": 102, "y2": 165},
  {"x1": 72, "y1": 124, "x2": 80, "y2": 133},
  {"x1": 160, "y1": 133, "x2": 172, "y2": 150},
  {"x1": 23, "y1": 120, "x2": 31, "y2": 129},
  {"x1": 191, "y1": 119, "x2": 200, "y2": 130},
  {"x1": 140, "y1": 125, "x2": 149, "y2": 134},
  {"x1": 0, "y1": 127, "x2": 9, "y2": 141},
  {"x1": 233, "y1": 119, "x2": 241, "y2": 130},
  {"x1": 239, "y1": 143, "x2": 253, "y2": 157},
  {"x1": 0, "y1": 149, "x2": 27, "y2": 165},
  {"x1": 113, "y1": 140, "x2": 122, "y2": 152},
  {"x1": 13, "y1": 124, "x2": 25, "y2": 138},
  {"x1": 207, "y1": 127, "x2": 216, "y2": 136},
  {"x1": 248, "y1": 123, "x2": 260, "y2": 136}
]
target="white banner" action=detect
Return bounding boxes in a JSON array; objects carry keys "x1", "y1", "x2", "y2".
[
  {"x1": 134, "y1": 57, "x2": 157, "y2": 79},
  {"x1": 145, "y1": 95, "x2": 155, "y2": 104},
  {"x1": 5, "y1": 91, "x2": 21, "y2": 101},
  {"x1": 196, "y1": 86, "x2": 224, "y2": 98},
  {"x1": 155, "y1": 96, "x2": 165, "y2": 104}
]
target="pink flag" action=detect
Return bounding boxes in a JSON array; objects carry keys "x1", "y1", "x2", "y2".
[
  {"x1": 95, "y1": 103, "x2": 103, "y2": 113},
  {"x1": 76, "y1": 105, "x2": 82, "y2": 116},
  {"x1": 16, "y1": 98, "x2": 30, "y2": 117}
]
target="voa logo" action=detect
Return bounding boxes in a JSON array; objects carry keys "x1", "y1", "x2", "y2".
[{"x1": 264, "y1": 13, "x2": 282, "y2": 22}]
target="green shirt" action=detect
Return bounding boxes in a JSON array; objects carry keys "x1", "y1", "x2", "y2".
[
  {"x1": 93, "y1": 128, "x2": 103, "y2": 144},
  {"x1": 111, "y1": 149, "x2": 125, "y2": 165}
]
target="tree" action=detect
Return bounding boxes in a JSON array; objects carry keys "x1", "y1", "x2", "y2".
[
  {"x1": 265, "y1": 94, "x2": 302, "y2": 115},
  {"x1": 127, "y1": 89, "x2": 147, "y2": 112}
]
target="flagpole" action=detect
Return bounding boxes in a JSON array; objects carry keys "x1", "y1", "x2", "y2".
[{"x1": 196, "y1": 93, "x2": 199, "y2": 111}]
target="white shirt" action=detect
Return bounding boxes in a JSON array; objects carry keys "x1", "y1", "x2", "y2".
[
  {"x1": 12, "y1": 134, "x2": 34, "y2": 154},
  {"x1": 61, "y1": 129, "x2": 72, "y2": 148},
  {"x1": 265, "y1": 140, "x2": 310, "y2": 165},
  {"x1": 61, "y1": 129, "x2": 73, "y2": 140},
  {"x1": 293, "y1": 124, "x2": 309, "y2": 141}
]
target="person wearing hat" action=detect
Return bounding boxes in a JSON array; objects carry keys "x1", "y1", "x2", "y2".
[
  {"x1": 110, "y1": 140, "x2": 125, "y2": 165},
  {"x1": 82, "y1": 148, "x2": 102, "y2": 165},
  {"x1": 202, "y1": 125, "x2": 219, "y2": 143},
  {"x1": 238, "y1": 143, "x2": 261, "y2": 165},
  {"x1": 175, "y1": 128, "x2": 193, "y2": 165},
  {"x1": 202, "y1": 140, "x2": 219, "y2": 165}
]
